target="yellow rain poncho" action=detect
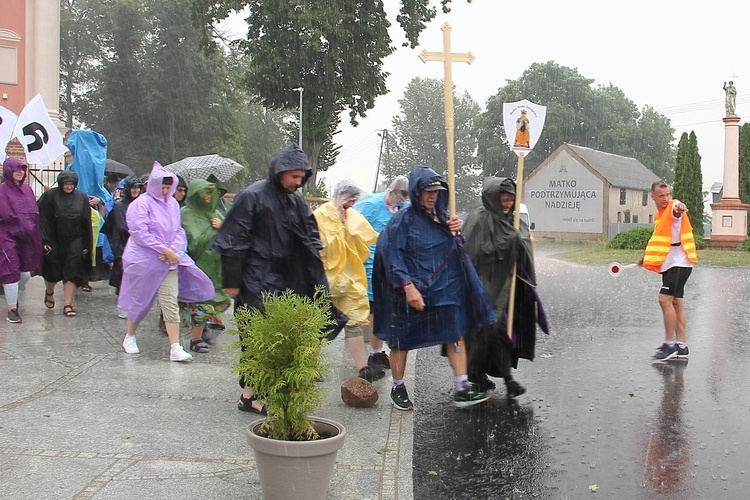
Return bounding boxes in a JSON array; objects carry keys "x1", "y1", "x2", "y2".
[{"x1": 313, "y1": 180, "x2": 378, "y2": 326}]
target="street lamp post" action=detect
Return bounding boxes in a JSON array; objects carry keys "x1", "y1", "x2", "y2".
[{"x1": 293, "y1": 87, "x2": 304, "y2": 146}]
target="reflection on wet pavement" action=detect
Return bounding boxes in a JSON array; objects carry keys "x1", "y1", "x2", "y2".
[{"x1": 412, "y1": 247, "x2": 750, "y2": 498}]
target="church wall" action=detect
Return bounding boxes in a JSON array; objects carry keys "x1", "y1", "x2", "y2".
[{"x1": 0, "y1": 0, "x2": 26, "y2": 113}]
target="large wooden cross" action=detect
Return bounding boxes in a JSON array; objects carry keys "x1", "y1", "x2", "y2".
[{"x1": 419, "y1": 22, "x2": 474, "y2": 216}]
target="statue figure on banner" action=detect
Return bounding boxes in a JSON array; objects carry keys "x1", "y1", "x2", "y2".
[
  {"x1": 723, "y1": 80, "x2": 737, "y2": 117},
  {"x1": 514, "y1": 109, "x2": 530, "y2": 148}
]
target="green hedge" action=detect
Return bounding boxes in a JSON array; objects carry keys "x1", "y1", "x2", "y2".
[
  {"x1": 609, "y1": 227, "x2": 653, "y2": 250},
  {"x1": 610, "y1": 227, "x2": 707, "y2": 250}
]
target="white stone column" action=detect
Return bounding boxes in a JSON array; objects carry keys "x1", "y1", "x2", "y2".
[
  {"x1": 722, "y1": 116, "x2": 741, "y2": 200},
  {"x1": 27, "y1": 0, "x2": 63, "y2": 127}
]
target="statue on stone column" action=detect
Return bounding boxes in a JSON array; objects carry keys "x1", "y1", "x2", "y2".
[{"x1": 723, "y1": 80, "x2": 737, "y2": 116}]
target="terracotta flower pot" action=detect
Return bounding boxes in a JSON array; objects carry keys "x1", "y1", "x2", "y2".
[{"x1": 246, "y1": 416, "x2": 347, "y2": 500}]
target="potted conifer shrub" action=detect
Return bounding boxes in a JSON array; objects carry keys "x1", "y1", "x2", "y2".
[{"x1": 232, "y1": 288, "x2": 347, "y2": 500}]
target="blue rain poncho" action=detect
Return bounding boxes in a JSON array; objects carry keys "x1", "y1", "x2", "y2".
[
  {"x1": 352, "y1": 175, "x2": 408, "y2": 300},
  {"x1": 372, "y1": 165, "x2": 496, "y2": 350}
]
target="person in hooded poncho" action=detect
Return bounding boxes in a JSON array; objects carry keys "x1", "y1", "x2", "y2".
[
  {"x1": 372, "y1": 165, "x2": 496, "y2": 411},
  {"x1": 38, "y1": 170, "x2": 93, "y2": 317},
  {"x1": 118, "y1": 162, "x2": 214, "y2": 363},
  {"x1": 212, "y1": 143, "x2": 346, "y2": 415},
  {"x1": 314, "y1": 179, "x2": 384, "y2": 382},
  {"x1": 101, "y1": 174, "x2": 143, "y2": 311},
  {"x1": 462, "y1": 177, "x2": 549, "y2": 398},
  {"x1": 0, "y1": 158, "x2": 43, "y2": 323},
  {"x1": 173, "y1": 176, "x2": 188, "y2": 207},
  {"x1": 179, "y1": 178, "x2": 232, "y2": 353},
  {"x1": 353, "y1": 175, "x2": 409, "y2": 371}
]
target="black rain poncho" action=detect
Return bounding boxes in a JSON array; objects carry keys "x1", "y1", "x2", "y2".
[
  {"x1": 211, "y1": 144, "x2": 346, "y2": 336},
  {"x1": 462, "y1": 177, "x2": 549, "y2": 378},
  {"x1": 102, "y1": 174, "x2": 142, "y2": 293},
  {"x1": 38, "y1": 171, "x2": 93, "y2": 286}
]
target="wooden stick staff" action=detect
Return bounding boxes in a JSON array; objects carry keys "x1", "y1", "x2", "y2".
[
  {"x1": 506, "y1": 152, "x2": 525, "y2": 339},
  {"x1": 418, "y1": 22, "x2": 474, "y2": 216}
]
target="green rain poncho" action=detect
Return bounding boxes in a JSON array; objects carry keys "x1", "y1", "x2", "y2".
[{"x1": 181, "y1": 179, "x2": 231, "y2": 308}]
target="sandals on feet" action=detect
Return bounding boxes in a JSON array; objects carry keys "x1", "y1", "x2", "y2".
[
  {"x1": 189, "y1": 338, "x2": 210, "y2": 353},
  {"x1": 63, "y1": 305, "x2": 77, "y2": 317},
  {"x1": 44, "y1": 291, "x2": 55, "y2": 309},
  {"x1": 238, "y1": 394, "x2": 267, "y2": 415}
]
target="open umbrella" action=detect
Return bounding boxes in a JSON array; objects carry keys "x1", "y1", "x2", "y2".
[
  {"x1": 163, "y1": 154, "x2": 245, "y2": 184},
  {"x1": 105, "y1": 159, "x2": 134, "y2": 177}
]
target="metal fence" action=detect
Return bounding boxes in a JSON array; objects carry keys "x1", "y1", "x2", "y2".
[{"x1": 24, "y1": 157, "x2": 67, "y2": 198}]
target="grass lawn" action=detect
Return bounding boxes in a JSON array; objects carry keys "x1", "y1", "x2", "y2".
[{"x1": 541, "y1": 240, "x2": 750, "y2": 267}]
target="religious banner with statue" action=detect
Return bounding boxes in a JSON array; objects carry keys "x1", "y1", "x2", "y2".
[
  {"x1": 501, "y1": 98, "x2": 547, "y2": 339},
  {"x1": 502, "y1": 99, "x2": 547, "y2": 155}
]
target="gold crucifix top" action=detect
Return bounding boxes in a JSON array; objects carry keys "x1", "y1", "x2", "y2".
[{"x1": 418, "y1": 22, "x2": 474, "y2": 216}]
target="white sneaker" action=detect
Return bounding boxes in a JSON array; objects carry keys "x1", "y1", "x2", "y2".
[
  {"x1": 170, "y1": 345, "x2": 193, "y2": 362},
  {"x1": 117, "y1": 308, "x2": 128, "y2": 319},
  {"x1": 122, "y1": 335, "x2": 139, "y2": 354}
]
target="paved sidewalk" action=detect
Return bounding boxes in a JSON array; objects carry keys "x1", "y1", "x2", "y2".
[{"x1": 0, "y1": 278, "x2": 413, "y2": 500}]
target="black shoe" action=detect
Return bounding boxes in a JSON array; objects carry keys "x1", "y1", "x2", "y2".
[
  {"x1": 653, "y1": 342, "x2": 678, "y2": 361},
  {"x1": 454, "y1": 382, "x2": 490, "y2": 408},
  {"x1": 359, "y1": 365, "x2": 385, "y2": 382},
  {"x1": 471, "y1": 375, "x2": 496, "y2": 392},
  {"x1": 675, "y1": 343, "x2": 689, "y2": 358},
  {"x1": 505, "y1": 380, "x2": 526, "y2": 399},
  {"x1": 368, "y1": 351, "x2": 390, "y2": 370},
  {"x1": 390, "y1": 384, "x2": 414, "y2": 411}
]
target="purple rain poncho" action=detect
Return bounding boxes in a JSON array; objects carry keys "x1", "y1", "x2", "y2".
[
  {"x1": 0, "y1": 158, "x2": 43, "y2": 284},
  {"x1": 117, "y1": 162, "x2": 214, "y2": 323}
]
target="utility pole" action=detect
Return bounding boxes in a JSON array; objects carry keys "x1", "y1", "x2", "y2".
[{"x1": 374, "y1": 129, "x2": 388, "y2": 192}]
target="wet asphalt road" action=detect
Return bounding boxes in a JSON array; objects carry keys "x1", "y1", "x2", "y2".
[{"x1": 411, "y1": 245, "x2": 750, "y2": 499}]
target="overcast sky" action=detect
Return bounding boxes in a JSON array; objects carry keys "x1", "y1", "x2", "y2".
[{"x1": 225, "y1": 0, "x2": 747, "y2": 194}]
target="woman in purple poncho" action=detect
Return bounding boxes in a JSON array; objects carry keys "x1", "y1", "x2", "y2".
[
  {"x1": 118, "y1": 162, "x2": 214, "y2": 362},
  {"x1": 0, "y1": 158, "x2": 43, "y2": 324}
]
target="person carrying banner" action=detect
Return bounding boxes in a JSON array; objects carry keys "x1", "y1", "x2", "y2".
[
  {"x1": 463, "y1": 177, "x2": 549, "y2": 398},
  {"x1": 372, "y1": 165, "x2": 496, "y2": 410}
]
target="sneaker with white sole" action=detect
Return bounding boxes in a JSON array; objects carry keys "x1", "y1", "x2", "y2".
[
  {"x1": 170, "y1": 345, "x2": 193, "y2": 362},
  {"x1": 117, "y1": 308, "x2": 128, "y2": 319},
  {"x1": 122, "y1": 335, "x2": 139, "y2": 354},
  {"x1": 7, "y1": 308, "x2": 21, "y2": 323},
  {"x1": 653, "y1": 342, "x2": 678, "y2": 361}
]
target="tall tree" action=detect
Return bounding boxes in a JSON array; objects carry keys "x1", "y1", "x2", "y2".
[
  {"x1": 673, "y1": 131, "x2": 704, "y2": 237},
  {"x1": 475, "y1": 61, "x2": 675, "y2": 181},
  {"x1": 60, "y1": 0, "x2": 103, "y2": 129},
  {"x1": 738, "y1": 123, "x2": 750, "y2": 211},
  {"x1": 70, "y1": 0, "x2": 250, "y2": 174},
  {"x1": 382, "y1": 77, "x2": 481, "y2": 212},
  {"x1": 192, "y1": 0, "x2": 471, "y2": 186}
]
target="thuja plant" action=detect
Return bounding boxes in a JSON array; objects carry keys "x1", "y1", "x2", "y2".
[{"x1": 231, "y1": 288, "x2": 333, "y2": 441}]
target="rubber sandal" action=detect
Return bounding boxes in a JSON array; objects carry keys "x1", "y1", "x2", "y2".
[
  {"x1": 189, "y1": 338, "x2": 210, "y2": 353},
  {"x1": 238, "y1": 394, "x2": 267, "y2": 415},
  {"x1": 44, "y1": 291, "x2": 55, "y2": 309},
  {"x1": 63, "y1": 305, "x2": 77, "y2": 317}
]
